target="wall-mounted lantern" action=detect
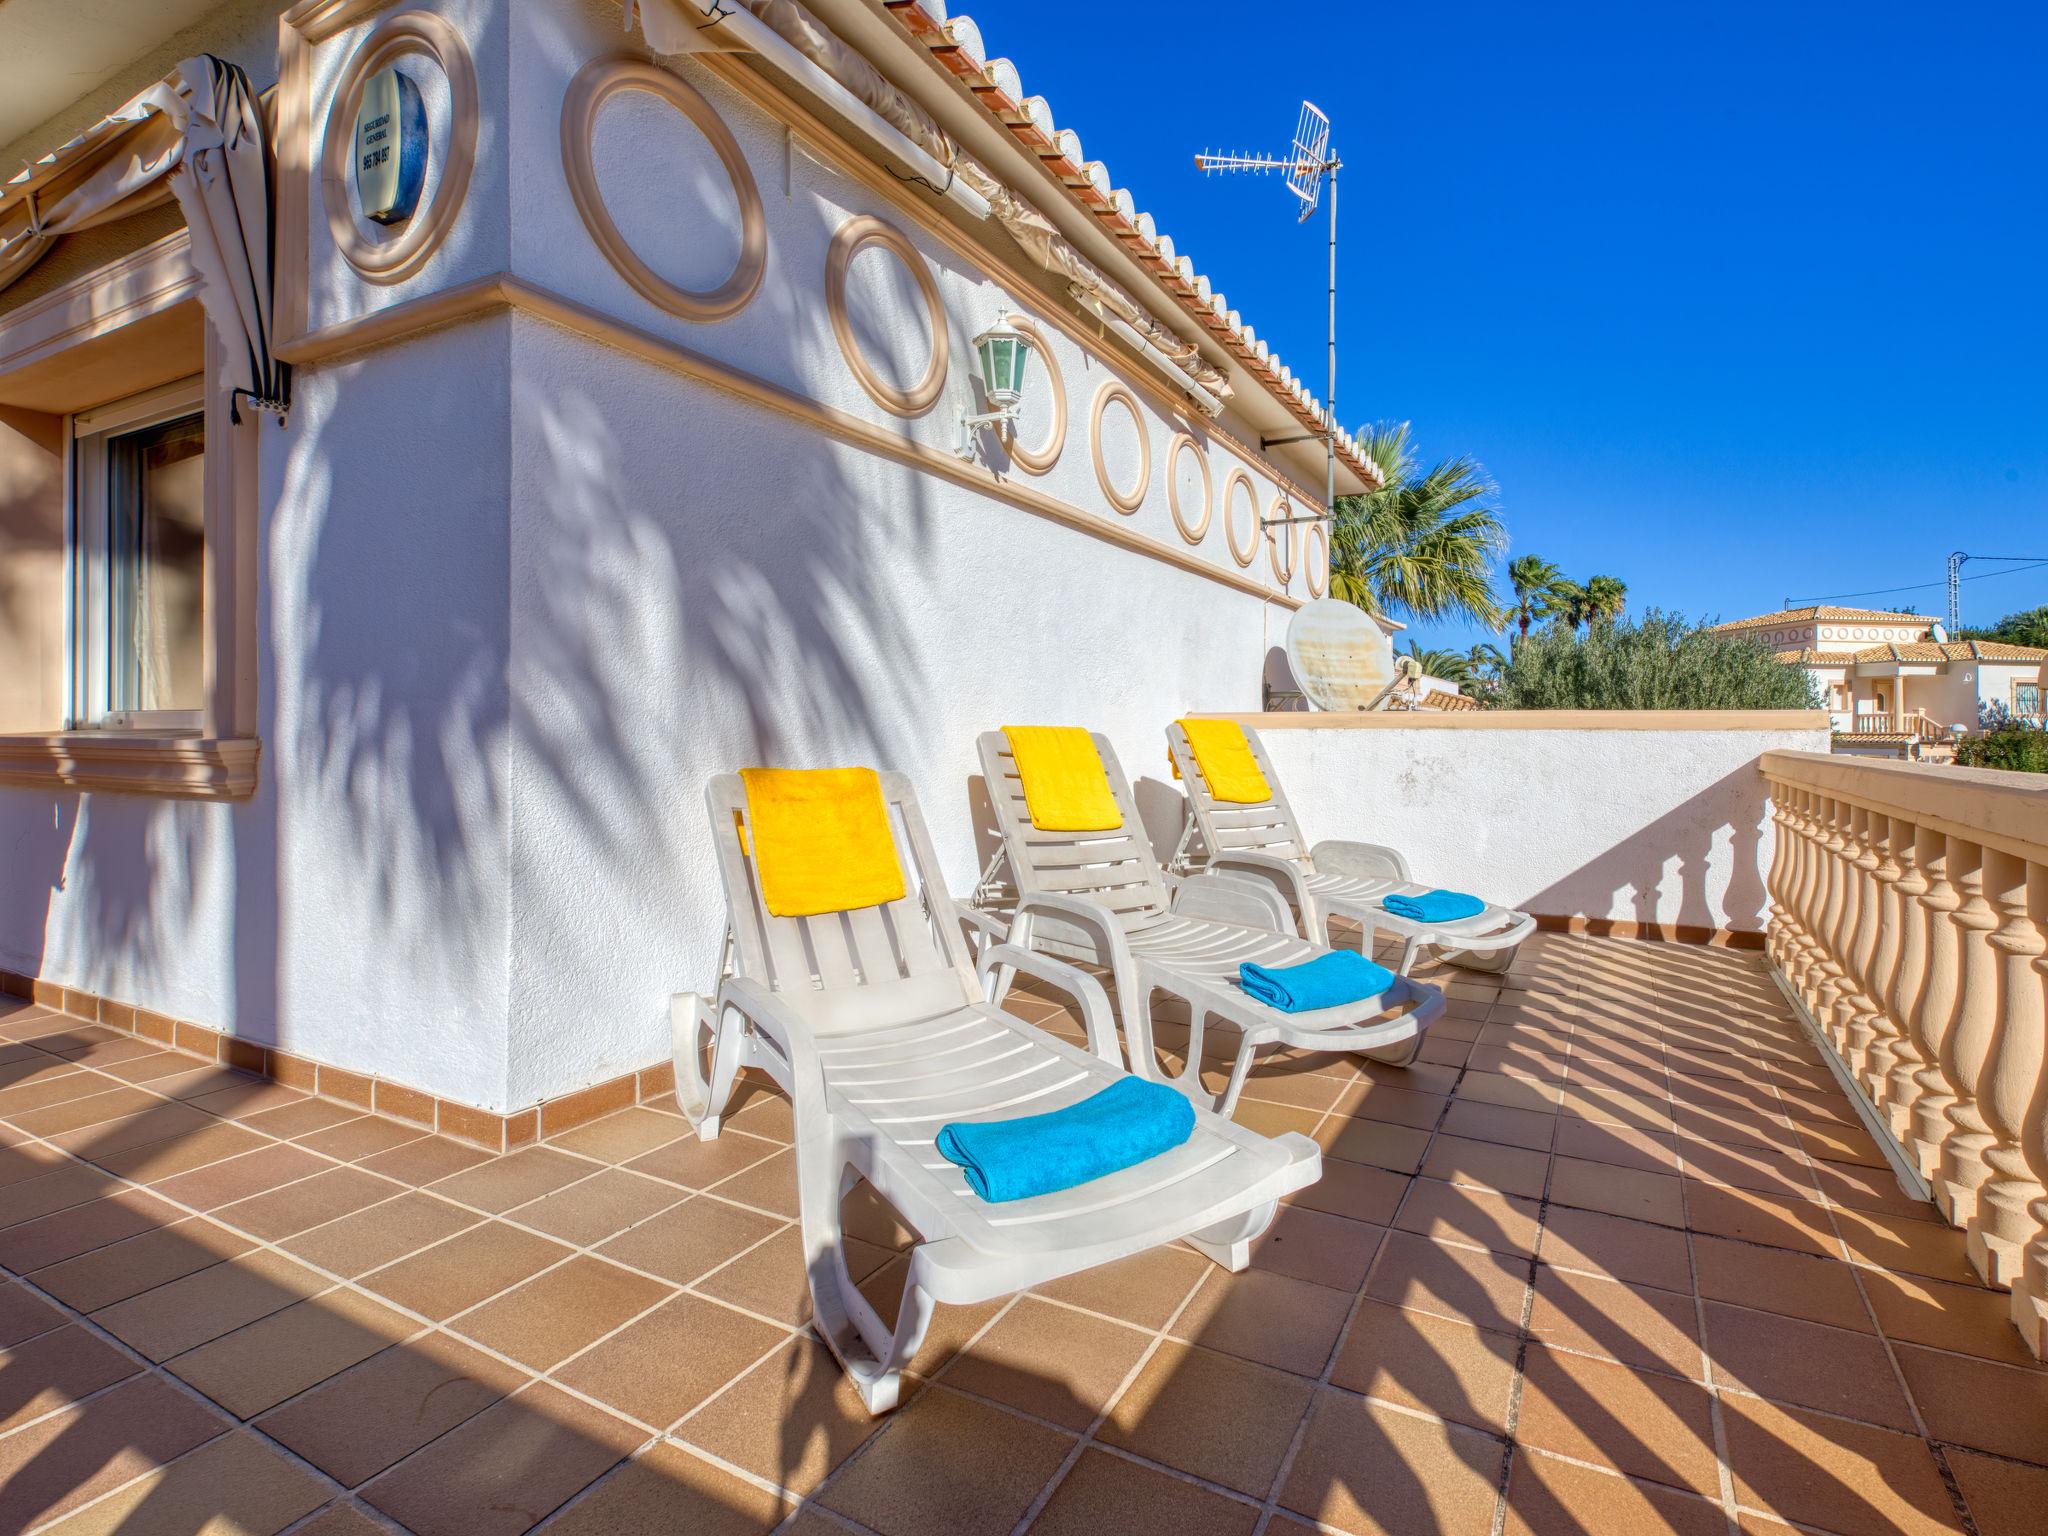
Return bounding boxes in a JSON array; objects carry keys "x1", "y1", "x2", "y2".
[{"x1": 957, "y1": 315, "x2": 1033, "y2": 460}]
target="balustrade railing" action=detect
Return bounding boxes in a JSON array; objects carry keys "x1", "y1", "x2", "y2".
[{"x1": 1762, "y1": 750, "x2": 2048, "y2": 1357}]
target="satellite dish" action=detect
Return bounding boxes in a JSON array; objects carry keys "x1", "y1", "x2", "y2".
[{"x1": 1286, "y1": 599, "x2": 1396, "y2": 710}]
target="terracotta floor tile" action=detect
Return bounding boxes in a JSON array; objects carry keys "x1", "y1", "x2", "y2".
[
  {"x1": 624, "y1": 1130, "x2": 782, "y2": 1190},
  {"x1": 1251, "y1": 1205, "x2": 1385, "y2": 1288},
  {"x1": 1393, "y1": 1177, "x2": 1543, "y2": 1256},
  {"x1": 1703, "y1": 1301, "x2": 1915, "y2": 1428},
  {"x1": 1950, "y1": 1446, "x2": 2048, "y2": 1536},
  {"x1": 1720, "y1": 1392, "x2": 1963, "y2": 1535},
  {"x1": 0, "y1": 1374, "x2": 226, "y2": 1532},
  {"x1": 822, "y1": 1384, "x2": 1075, "y2": 1536},
  {"x1": 240, "y1": 1097, "x2": 363, "y2": 1140},
  {"x1": 0, "y1": 1280, "x2": 68, "y2": 1347},
  {"x1": 1456, "y1": 1069, "x2": 1563, "y2": 1114},
  {"x1": 1232, "y1": 1097, "x2": 1323, "y2": 1140},
  {"x1": 546, "y1": 1106, "x2": 691, "y2": 1165},
  {"x1": 0, "y1": 1161, "x2": 120, "y2": 1229},
  {"x1": 295, "y1": 1115, "x2": 430, "y2": 1163},
  {"x1": 721, "y1": 1086, "x2": 793, "y2": 1143},
  {"x1": 1468, "y1": 1039, "x2": 1571, "y2": 1083},
  {"x1": 0, "y1": 1184, "x2": 179, "y2": 1272},
  {"x1": 507, "y1": 1167, "x2": 686, "y2": 1247},
  {"x1": 0, "y1": 1323, "x2": 139, "y2": 1431},
  {"x1": 34, "y1": 1428, "x2": 329, "y2": 1536},
  {"x1": 1676, "y1": 1137, "x2": 1819, "y2": 1199},
  {"x1": 541, "y1": 1439, "x2": 793, "y2": 1536},
  {"x1": 554, "y1": 1291, "x2": 785, "y2": 1429},
  {"x1": 165, "y1": 1285, "x2": 419, "y2": 1418},
  {"x1": 1329, "y1": 1298, "x2": 1517, "y2": 1430},
  {"x1": 1030, "y1": 1243, "x2": 1210, "y2": 1329},
  {"x1": 184, "y1": 1078, "x2": 309, "y2": 1121},
  {"x1": 355, "y1": 1135, "x2": 494, "y2": 1187},
  {"x1": 452, "y1": 1253, "x2": 672, "y2": 1371},
  {"x1": 92, "y1": 1248, "x2": 327, "y2": 1361},
  {"x1": 213, "y1": 1165, "x2": 402, "y2": 1241},
  {"x1": 1529, "y1": 1266, "x2": 1703, "y2": 1376},
  {"x1": 1330, "y1": 1080, "x2": 1449, "y2": 1130},
  {"x1": 99, "y1": 1120, "x2": 268, "y2": 1181},
  {"x1": 853, "y1": 1254, "x2": 1005, "y2": 1379},
  {"x1": 1441, "y1": 1099, "x2": 1558, "y2": 1152},
  {"x1": 593, "y1": 1195, "x2": 783, "y2": 1287},
  {"x1": 279, "y1": 1190, "x2": 479, "y2": 1279},
  {"x1": 359, "y1": 1220, "x2": 572, "y2": 1320},
  {"x1": 677, "y1": 1335, "x2": 884, "y2": 1495},
  {"x1": 258, "y1": 1330, "x2": 528, "y2": 1487},
  {"x1": 1516, "y1": 1344, "x2": 1721, "y2": 1494},
  {"x1": 46, "y1": 1097, "x2": 221, "y2": 1157},
  {"x1": 1690, "y1": 1235, "x2": 1872, "y2": 1331},
  {"x1": 29, "y1": 1215, "x2": 253, "y2": 1312},
  {"x1": 1863, "y1": 1268, "x2": 2043, "y2": 1365},
  {"x1": 1420, "y1": 1134, "x2": 1551, "y2": 1198},
  {"x1": 279, "y1": 1503, "x2": 391, "y2": 1536},
  {"x1": 1098, "y1": 1336, "x2": 1312, "y2": 1495},
  {"x1": 0, "y1": 1140, "x2": 70, "y2": 1188},
  {"x1": 1315, "y1": 1117, "x2": 1433, "y2": 1173},
  {"x1": 1280, "y1": 1388, "x2": 1505, "y2": 1536},
  {"x1": 423, "y1": 1145, "x2": 594, "y2": 1213},
  {"x1": 1550, "y1": 1155, "x2": 1686, "y2": 1226},
  {"x1": 361, "y1": 1380, "x2": 642, "y2": 1536},
  {"x1": 1833, "y1": 1205, "x2": 1983, "y2": 1285},
  {"x1": 1285, "y1": 1158, "x2": 1410, "y2": 1225},
  {"x1": 691, "y1": 1224, "x2": 894, "y2": 1329},
  {"x1": 1173, "y1": 1266, "x2": 1356, "y2": 1377},
  {"x1": 941, "y1": 1295, "x2": 1148, "y2": 1430},
  {"x1": 6, "y1": 1083, "x2": 163, "y2": 1137},
  {"x1": 1502, "y1": 1450, "x2": 1728, "y2": 1536},
  {"x1": 1893, "y1": 1343, "x2": 2048, "y2": 1463},
  {"x1": 1792, "y1": 1114, "x2": 1889, "y2": 1168},
  {"x1": 1365, "y1": 1229, "x2": 1533, "y2": 1335},
  {"x1": 1809, "y1": 1155, "x2": 1941, "y2": 1223},
  {"x1": 1029, "y1": 1445, "x2": 1259, "y2": 1536},
  {"x1": 1683, "y1": 1183, "x2": 1841, "y2": 1258},
  {"x1": 704, "y1": 1146, "x2": 799, "y2": 1218},
  {"x1": 150, "y1": 1142, "x2": 334, "y2": 1213},
  {"x1": 1539, "y1": 1208, "x2": 1692, "y2": 1292}
]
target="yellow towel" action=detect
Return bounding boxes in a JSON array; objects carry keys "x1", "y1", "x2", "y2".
[
  {"x1": 1178, "y1": 718, "x2": 1272, "y2": 804},
  {"x1": 1002, "y1": 726, "x2": 1122, "y2": 832},
  {"x1": 738, "y1": 767, "x2": 907, "y2": 918}
]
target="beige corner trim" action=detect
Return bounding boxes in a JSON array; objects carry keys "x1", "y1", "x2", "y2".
[
  {"x1": 271, "y1": 272, "x2": 1300, "y2": 609},
  {"x1": 1088, "y1": 379, "x2": 1149, "y2": 515},
  {"x1": 1303, "y1": 520, "x2": 1329, "y2": 598},
  {"x1": 1165, "y1": 431, "x2": 1211, "y2": 544},
  {"x1": 561, "y1": 56, "x2": 767, "y2": 323},
  {"x1": 1760, "y1": 747, "x2": 2048, "y2": 867},
  {"x1": 0, "y1": 734, "x2": 260, "y2": 799},
  {"x1": 999, "y1": 315, "x2": 1064, "y2": 474},
  {"x1": 826, "y1": 215, "x2": 949, "y2": 417},
  {"x1": 1197, "y1": 709, "x2": 1834, "y2": 732},
  {"x1": 1221, "y1": 466, "x2": 1260, "y2": 568},
  {"x1": 319, "y1": 7, "x2": 479, "y2": 285},
  {"x1": 1266, "y1": 492, "x2": 1297, "y2": 587}
]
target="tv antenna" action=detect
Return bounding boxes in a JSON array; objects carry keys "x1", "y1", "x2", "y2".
[{"x1": 1196, "y1": 101, "x2": 1341, "y2": 528}]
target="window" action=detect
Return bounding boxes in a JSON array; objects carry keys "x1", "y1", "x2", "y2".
[
  {"x1": 69, "y1": 379, "x2": 207, "y2": 730},
  {"x1": 2017, "y1": 681, "x2": 2043, "y2": 721}
]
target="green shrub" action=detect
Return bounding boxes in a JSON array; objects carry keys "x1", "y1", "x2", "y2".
[
  {"x1": 1492, "y1": 610, "x2": 1820, "y2": 710},
  {"x1": 1953, "y1": 704, "x2": 2048, "y2": 773}
]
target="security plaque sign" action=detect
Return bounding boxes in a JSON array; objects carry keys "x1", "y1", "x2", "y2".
[{"x1": 354, "y1": 66, "x2": 427, "y2": 225}]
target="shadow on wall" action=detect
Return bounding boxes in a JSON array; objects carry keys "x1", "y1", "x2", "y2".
[{"x1": 1523, "y1": 763, "x2": 1770, "y2": 934}]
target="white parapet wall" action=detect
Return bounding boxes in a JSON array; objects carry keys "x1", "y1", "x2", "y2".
[{"x1": 1193, "y1": 711, "x2": 1834, "y2": 939}]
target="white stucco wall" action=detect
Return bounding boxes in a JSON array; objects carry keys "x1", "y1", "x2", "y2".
[{"x1": 1241, "y1": 717, "x2": 1832, "y2": 936}]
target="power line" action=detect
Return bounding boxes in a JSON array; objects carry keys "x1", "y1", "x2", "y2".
[{"x1": 1786, "y1": 557, "x2": 2048, "y2": 607}]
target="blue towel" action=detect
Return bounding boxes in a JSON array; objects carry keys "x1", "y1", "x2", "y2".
[
  {"x1": 937, "y1": 1076, "x2": 1195, "y2": 1204},
  {"x1": 1238, "y1": 949, "x2": 1396, "y2": 1012},
  {"x1": 1381, "y1": 889, "x2": 1486, "y2": 924}
]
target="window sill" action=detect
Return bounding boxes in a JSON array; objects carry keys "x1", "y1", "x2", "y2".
[{"x1": 0, "y1": 733, "x2": 260, "y2": 800}]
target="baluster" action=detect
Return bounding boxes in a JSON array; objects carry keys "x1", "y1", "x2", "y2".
[
  {"x1": 1935, "y1": 838, "x2": 1999, "y2": 1227},
  {"x1": 2013, "y1": 863, "x2": 2048, "y2": 1356},
  {"x1": 1967, "y1": 851, "x2": 2047, "y2": 1287},
  {"x1": 1792, "y1": 790, "x2": 1827, "y2": 1005},
  {"x1": 1764, "y1": 785, "x2": 1793, "y2": 970},
  {"x1": 1884, "y1": 823, "x2": 1935, "y2": 1137},
  {"x1": 1839, "y1": 806, "x2": 1886, "y2": 1079},
  {"x1": 1808, "y1": 796, "x2": 1849, "y2": 1038},
  {"x1": 1906, "y1": 833, "x2": 1964, "y2": 1181},
  {"x1": 1854, "y1": 814, "x2": 1908, "y2": 1101},
  {"x1": 1784, "y1": 790, "x2": 1820, "y2": 999}
]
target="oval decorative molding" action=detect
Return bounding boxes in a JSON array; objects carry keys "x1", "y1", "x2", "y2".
[
  {"x1": 320, "y1": 10, "x2": 479, "y2": 284},
  {"x1": 999, "y1": 315, "x2": 1065, "y2": 474},
  {"x1": 1303, "y1": 519, "x2": 1329, "y2": 597},
  {"x1": 1089, "y1": 381, "x2": 1150, "y2": 515},
  {"x1": 561, "y1": 57, "x2": 767, "y2": 323},
  {"x1": 1267, "y1": 493, "x2": 1297, "y2": 584},
  {"x1": 826, "y1": 215, "x2": 949, "y2": 417},
  {"x1": 1165, "y1": 432, "x2": 1211, "y2": 544},
  {"x1": 1222, "y1": 467, "x2": 1260, "y2": 567}
]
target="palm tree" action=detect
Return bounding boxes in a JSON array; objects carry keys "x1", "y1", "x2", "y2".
[
  {"x1": 1551, "y1": 578, "x2": 1590, "y2": 632},
  {"x1": 1583, "y1": 574, "x2": 1628, "y2": 626},
  {"x1": 1507, "y1": 555, "x2": 1566, "y2": 645},
  {"x1": 1397, "y1": 639, "x2": 1471, "y2": 685},
  {"x1": 1329, "y1": 423, "x2": 1506, "y2": 629},
  {"x1": 1467, "y1": 641, "x2": 1508, "y2": 682}
]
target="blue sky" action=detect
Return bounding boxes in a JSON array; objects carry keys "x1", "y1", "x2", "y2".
[{"x1": 967, "y1": 0, "x2": 2048, "y2": 652}]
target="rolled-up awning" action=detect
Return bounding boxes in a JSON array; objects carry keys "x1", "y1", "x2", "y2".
[{"x1": 0, "y1": 55, "x2": 289, "y2": 416}]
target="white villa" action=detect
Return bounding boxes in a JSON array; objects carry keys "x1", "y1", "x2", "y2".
[{"x1": 1713, "y1": 604, "x2": 2048, "y2": 747}]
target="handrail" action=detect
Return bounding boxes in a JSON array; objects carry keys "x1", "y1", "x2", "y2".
[{"x1": 1759, "y1": 749, "x2": 2048, "y2": 1360}]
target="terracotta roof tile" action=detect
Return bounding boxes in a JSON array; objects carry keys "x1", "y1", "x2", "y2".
[{"x1": 1713, "y1": 606, "x2": 1939, "y2": 634}]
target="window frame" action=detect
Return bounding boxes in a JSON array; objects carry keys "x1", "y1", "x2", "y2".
[{"x1": 2015, "y1": 679, "x2": 2043, "y2": 721}]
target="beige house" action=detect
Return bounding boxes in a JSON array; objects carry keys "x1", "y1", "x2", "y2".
[{"x1": 1713, "y1": 605, "x2": 2048, "y2": 747}]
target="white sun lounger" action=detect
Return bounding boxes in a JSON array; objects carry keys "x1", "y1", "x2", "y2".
[
  {"x1": 1166, "y1": 720, "x2": 1536, "y2": 975},
  {"x1": 971, "y1": 731, "x2": 1443, "y2": 1116},
  {"x1": 672, "y1": 771, "x2": 1320, "y2": 1415}
]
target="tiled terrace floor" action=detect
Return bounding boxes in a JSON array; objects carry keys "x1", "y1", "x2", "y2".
[{"x1": 0, "y1": 933, "x2": 2044, "y2": 1534}]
